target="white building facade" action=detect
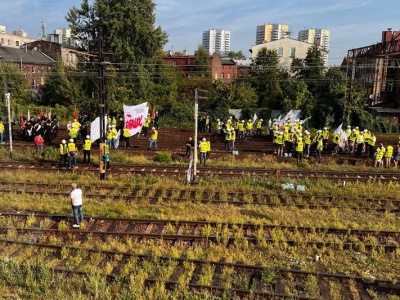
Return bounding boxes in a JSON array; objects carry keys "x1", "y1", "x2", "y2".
[
  {"x1": 298, "y1": 28, "x2": 330, "y2": 66},
  {"x1": 251, "y1": 38, "x2": 314, "y2": 69},
  {"x1": 202, "y1": 28, "x2": 231, "y2": 56}
]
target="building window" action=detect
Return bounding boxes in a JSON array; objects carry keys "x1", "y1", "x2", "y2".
[
  {"x1": 32, "y1": 79, "x2": 36, "y2": 86},
  {"x1": 290, "y1": 47, "x2": 296, "y2": 57},
  {"x1": 220, "y1": 73, "x2": 224, "y2": 79},
  {"x1": 0, "y1": 38, "x2": 3, "y2": 45},
  {"x1": 16, "y1": 41, "x2": 20, "y2": 47},
  {"x1": 8, "y1": 39, "x2": 11, "y2": 45},
  {"x1": 173, "y1": 61, "x2": 177, "y2": 67},
  {"x1": 278, "y1": 47, "x2": 284, "y2": 57},
  {"x1": 228, "y1": 73, "x2": 232, "y2": 79},
  {"x1": 32, "y1": 67, "x2": 36, "y2": 73}
]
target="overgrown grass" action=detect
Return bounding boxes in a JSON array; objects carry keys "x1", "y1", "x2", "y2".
[
  {"x1": 2, "y1": 145, "x2": 400, "y2": 173},
  {"x1": 0, "y1": 166, "x2": 399, "y2": 298}
]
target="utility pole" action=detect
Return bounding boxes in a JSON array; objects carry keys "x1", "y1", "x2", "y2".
[
  {"x1": 98, "y1": 35, "x2": 107, "y2": 180},
  {"x1": 66, "y1": 39, "x2": 107, "y2": 178},
  {"x1": 4, "y1": 81, "x2": 12, "y2": 157},
  {"x1": 192, "y1": 88, "x2": 208, "y2": 183},
  {"x1": 5, "y1": 92, "x2": 12, "y2": 157}
]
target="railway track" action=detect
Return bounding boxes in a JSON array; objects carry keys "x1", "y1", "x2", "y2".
[
  {"x1": 0, "y1": 180, "x2": 399, "y2": 212},
  {"x1": 1, "y1": 212, "x2": 399, "y2": 253},
  {"x1": 0, "y1": 160, "x2": 399, "y2": 182},
  {"x1": 0, "y1": 239, "x2": 398, "y2": 299}
]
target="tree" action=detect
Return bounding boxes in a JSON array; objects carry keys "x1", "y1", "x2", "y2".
[
  {"x1": 291, "y1": 45, "x2": 325, "y2": 95},
  {"x1": 318, "y1": 67, "x2": 347, "y2": 125},
  {"x1": 193, "y1": 45, "x2": 211, "y2": 78},
  {"x1": 66, "y1": 0, "x2": 168, "y2": 64},
  {"x1": 0, "y1": 62, "x2": 30, "y2": 109},
  {"x1": 280, "y1": 78, "x2": 312, "y2": 114},
  {"x1": 42, "y1": 62, "x2": 81, "y2": 107},
  {"x1": 229, "y1": 82, "x2": 258, "y2": 109},
  {"x1": 227, "y1": 51, "x2": 246, "y2": 60},
  {"x1": 250, "y1": 48, "x2": 283, "y2": 108},
  {"x1": 290, "y1": 45, "x2": 327, "y2": 127}
]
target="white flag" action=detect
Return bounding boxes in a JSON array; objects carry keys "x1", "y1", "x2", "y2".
[
  {"x1": 114, "y1": 130, "x2": 121, "y2": 149},
  {"x1": 333, "y1": 123, "x2": 342, "y2": 136},
  {"x1": 124, "y1": 102, "x2": 149, "y2": 136},
  {"x1": 300, "y1": 117, "x2": 311, "y2": 125},
  {"x1": 90, "y1": 116, "x2": 107, "y2": 142},
  {"x1": 279, "y1": 110, "x2": 293, "y2": 126},
  {"x1": 252, "y1": 113, "x2": 258, "y2": 124},
  {"x1": 339, "y1": 131, "x2": 348, "y2": 148}
]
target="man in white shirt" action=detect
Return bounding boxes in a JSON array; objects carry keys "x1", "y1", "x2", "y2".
[{"x1": 70, "y1": 183, "x2": 83, "y2": 228}]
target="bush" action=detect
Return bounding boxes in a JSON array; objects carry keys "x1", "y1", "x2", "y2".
[
  {"x1": 44, "y1": 146, "x2": 59, "y2": 161},
  {"x1": 153, "y1": 151, "x2": 172, "y2": 163}
]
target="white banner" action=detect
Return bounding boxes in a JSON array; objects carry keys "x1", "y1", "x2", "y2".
[
  {"x1": 123, "y1": 102, "x2": 149, "y2": 136},
  {"x1": 228, "y1": 109, "x2": 242, "y2": 120},
  {"x1": 90, "y1": 116, "x2": 107, "y2": 142}
]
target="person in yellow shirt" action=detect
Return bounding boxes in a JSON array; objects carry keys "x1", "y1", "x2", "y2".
[
  {"x1": 316, "y1": 136, "x2": 323, "y2": 164},
  {"x1": 245, "y1": 119, "x2": 253, "y2": 140},
  {"x1": 0, "y1": 121, "x2": 4, "y2": 144},
  {"x1": 106, "y1": 125, "x2": 113, "y2": 145},
  {"x1": 375, "y1": 143, "x2": 385, "y2": 168},
  {"x1": 59, "y1": 139, "x2": 68, "y2": 169},
  {"x1": 69, "y1": 125, "x2": 78, "y2": 143},
  {"x1": 273, "y1": 131, "x2": 284, "y2": 157},
  {"x1": 83, "y1": 135, "x2": 92, "y2": 165},
  {"x1": 256, "y1": 119, "x2": 263, "y2": 136},
  {"x1": 303, "y1": 131, "x2": 311, "y2": 157},
  {"x1": 230, "y1": 128, "x2": 236, "y2": 150},
  {"x1": 72, "y1": 119, "x2": 81, "y2": 138},
  {"x1": 385, "y1": 144, "x2": 393, "y2": 168},
  {"x1": 123, "y1": 126, "x2": 131, "y2": 148},
  {"x1": 142, "y1": 114, "x2": 151, "y2": 137},
  {"x1": 111, "y1": 125, "x2": 118, "y2": 149},
  {"x1": 148, "y1": 127, "x2": 158, "y2": 150},
  {"x1": 199, "y1": 138, "x2": 208, "y2": 165},
  {"x1": 224, "y1": 128, "x2": 232, "y2": 150},
  {"x1": 295, "y1": 135, "x2": 304, "y2": 165},
  {"x1": 67, "y1": 139, "x2": 78, "y2": 169}
]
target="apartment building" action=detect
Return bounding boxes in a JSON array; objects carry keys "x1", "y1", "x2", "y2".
[
  {"x1": 202, "y1": 28, "x2": 231, "y2": 56},
  {"x1": 298, "y1": 28, "x2": 330, "y2": 66},
  {"x1": 256, "y1": 23, "x2": 290, "y2": 45}
]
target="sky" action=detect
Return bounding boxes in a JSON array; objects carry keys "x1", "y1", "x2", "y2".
[{"x1": 1, "y1": 0, "x2": 399, "y2": 66}]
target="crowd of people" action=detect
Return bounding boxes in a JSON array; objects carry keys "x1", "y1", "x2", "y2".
[
  {"x1": 207, "y1": 116, "x2": 400, "y2": 168},
  {"x1": 2, "y1": 111, "x2": 400, "y2": 169},
  {"x1": 268, "y1": 119, "x2": 400, "y2": 167},
  {"x1": 185, "y1": 136, "x2": 211, "y2": 165}
]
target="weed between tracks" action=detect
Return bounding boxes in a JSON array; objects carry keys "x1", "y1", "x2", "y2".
[
  {"x1": 0, "y1": 166, "x2": 399, "y2": 298},
  {"x1": 3, "y1": 146, "x2": 400, "y2": 173}
]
